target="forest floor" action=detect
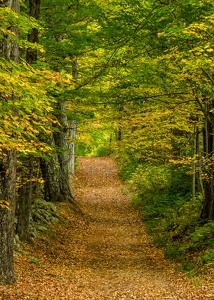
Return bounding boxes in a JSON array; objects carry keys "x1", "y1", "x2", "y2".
[{"x1": 1, "y1": 157, "x2": 214, "y2": 299}]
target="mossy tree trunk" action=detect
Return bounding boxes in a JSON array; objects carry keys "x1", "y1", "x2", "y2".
[
  {"x1": 40, "y1": 112, "x2": 75, "y2": 205},
  {"x1": 53, "y1": 101, "x2": 75, "y2": 204}
]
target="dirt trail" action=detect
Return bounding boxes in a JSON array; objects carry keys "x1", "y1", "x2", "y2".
[
  {"x1": 1, "y1": 157, "x2": 213, "y2": 299},
  {"x1": 68, "y1": 157, "x2": 210, "y2": 299}
]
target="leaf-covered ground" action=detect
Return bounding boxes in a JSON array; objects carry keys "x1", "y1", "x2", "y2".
[{"x1": 1, "y1": 157, "x2": 214, "y2": 299}]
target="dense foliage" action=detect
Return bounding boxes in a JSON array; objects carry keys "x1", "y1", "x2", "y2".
[{"x1": 1, "y1": 0, "x2": 214, "y2": 285}]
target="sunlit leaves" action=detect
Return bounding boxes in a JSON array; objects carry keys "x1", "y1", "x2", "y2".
[{"x1": 0, "y1": 200, "x2": 10, "y2": 210}]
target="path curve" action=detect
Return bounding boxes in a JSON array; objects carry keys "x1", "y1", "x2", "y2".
[{"x1": 71, "y1": 157, "x2": 208, "y2": 299}]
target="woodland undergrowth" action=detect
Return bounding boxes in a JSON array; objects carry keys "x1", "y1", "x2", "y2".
[{"x1": 117, "y1": 152, "x2": 214, "y2": 278}]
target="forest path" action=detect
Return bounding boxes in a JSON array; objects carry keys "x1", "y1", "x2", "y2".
[
  {"x1": 1, "y1": 157, "x2": 213, "y2": 299},
  {"x1": 66, "y1": 157, "x2": 207, "y2": 299}
]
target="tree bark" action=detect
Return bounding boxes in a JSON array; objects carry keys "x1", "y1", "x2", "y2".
[
  {"x1": 16, "y1": 156, "x2": 33, "y2": 243},
  {"x1": 40, "y1": 109, "x2": 77, "y2": 206},
  {"x1": 117, "y1": 106, "x2": 122, "y2": 142},
  {"x1": 0, "y1": 0, "x2": 20, "y2": 284},
  {"x1": 192, "y1": 123, "x2": 197, "y2": 203},
  {"x1": 68, "y1": 58, "x2": 78, "y2": 176},
  {"x1": 53, "y1": 101, "x2": 75, "y2": 204},
  {"x1": 201, "y1": 101, "x2": 214, "y2": 220},
  {"x1": 196, "y1": 119, "x2": 204, "y2": 198},
  {"x1": 26, "y1": 0, "x2": 41, "y2": 64},
  {"x1": 16, "y1": 0, "x2": 41, "y2": 242},
  {"x1": 40, "y1": 131, "x2": 63, "y2": 202},
  {"x1": 38, "y1": 58, "x2": 78, "y2": 208},
  {"x1": 0, "y1": 150, "x2": 17, "y2": 285},
  {"x1": 68, "y1": 120, "x2": 77, "y2": 176},
  {"x1": 39, "y1": 74, "x2": 76, "y2": 204}
]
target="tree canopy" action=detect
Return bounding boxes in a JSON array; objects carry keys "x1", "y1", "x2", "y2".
[{"x1": 1, "y1": 0, "x2": 214, "y2": 285}]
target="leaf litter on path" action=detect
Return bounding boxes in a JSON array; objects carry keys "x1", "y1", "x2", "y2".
[{"x1": 1, "y1": 157, "x2": 214, "y2": 299}]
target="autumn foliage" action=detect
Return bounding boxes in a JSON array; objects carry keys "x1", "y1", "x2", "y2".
[{"x1": 1, "y1": 0, "x2": 214, "y2": 294}]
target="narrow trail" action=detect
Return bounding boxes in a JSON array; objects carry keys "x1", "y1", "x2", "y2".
[
  {"x1": 69, "y1": 157, "x2": 208, "y2": 299},
  {"x1": 1, "y1": 157, "x2": 214, "y2": 299}
]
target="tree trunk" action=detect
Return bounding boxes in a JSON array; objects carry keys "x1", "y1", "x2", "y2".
[
  {"x1": 117, "y1": 106, "x2": 122, "y2": 142},
  {"x1": 39, "y1": 60, "x2": 78, "y2": 207},
  {"x1": 53, "y1": 101, "x2": 75, "y2": 204},
  {"x1": 40, "y1": 131, "x2": 63, "y2": 202},
  {"x1": 16, "y1": 156, "x2": 33, "y2": 243},
  {"x1": 40, "y1": 106, "x2": 76, "y2": 205},
  {"x1": 0, "y1": 150, "x2": 17, "y2": 285},
  {"x1": 201, "y1": 101, "x2": 214, "y2": 220},
  {"x1": 0, "y1": 0, "x2": 20, "y2": 285},
  {"x1": 26, "y1": 0, "x2": 41, "y2": 64},
  {"x1": 16, "y1": 0, "x2": 41, "y2": 242},
  {"x1": 68, "y1": 58, "x2": 78, "y2": 176},
  {"x1": 192, "y1": 123, "x2": 197, "y2": 203},
  {"x1": 196, "y1": 119, "x2": 204, "y2": 198},
  {"x1": 68, "y1": 120, "x2": 77, "y2": 176}
]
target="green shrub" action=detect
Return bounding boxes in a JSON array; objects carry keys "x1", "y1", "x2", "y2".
[
  {"x1": 129, "y1": 164, "x2": 193, "y2": 229},
  {"x1": 181, "y1": 221, "x2": 214, "y2": 252},
  {"x1": 152, "y1": 235, "x2": 168, "y2": 248},
  {"x1": 116, "y1": 149, "x2": 214, "y2": 272},
  {"x1": 202, "y1": 249, "x2": 214, "y2": 265},
  {"x1": 117, "y1": 152, "x2": 140, "y2": 181},
  {"x1": 181, "y1": 261, "x2": 194, "y2": 272},
  {"x1": 76, "y1": 142, "x2": 92, "y2": 156},
  {"x1": 164, "y1": 244, "x2": 179, "y2": 259},
  {"x1": 91, "y1": 145, "x2": 112, "y2": 157},
  {"x1": 127, "y1": 161, "x2": 214, "y2": 270}
]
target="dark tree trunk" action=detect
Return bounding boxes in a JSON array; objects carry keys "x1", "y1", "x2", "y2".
[
  {"x1": 117, "y1": 106, "x2": 122, "y2": 142},
  {"x1": 0, "y1": 150, "x2": 17, "y2": 285},
  {"x1": 40, "y1": 158, "x2": 62, "y2": 202},
  {"x1": 40, "y1": 132, "x2": 64, "y2": 202},
  {"x1": 0, "y1": 0, "x2": 20, "y2": 286},
  {"x1": 16, "y1": 0, "x2": 41, "y2": 242},
  {"x1": 201, "y1": 101, "x2": 214, "y2": 220},
  {"x1": 26, "y1": 0, "x2": 41, "y2": 64},
  {"x1": 118, "y1": 126, "x2": 122, "y2": 142},
  {"x1": 40, "y1": 130, "x2": 82, "y2": 212},
  {"x1": 16, "y1": 156, "x2": 33, "y2": 242}
]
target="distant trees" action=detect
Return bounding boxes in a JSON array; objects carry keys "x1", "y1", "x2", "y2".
[{"x1": 92, "y1": 0, "x2": 214, "y2": 221}]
